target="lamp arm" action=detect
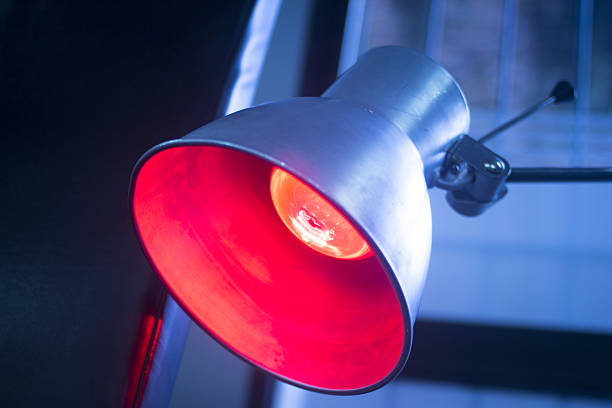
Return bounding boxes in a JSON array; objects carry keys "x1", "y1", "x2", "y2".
[
  {"x1": 507, "y1": 167, "x2": 612, "y2": 182},
  {"x1": 434, "y1": 139, "x2": 612, "y2": 216},
  {"x1": 478, "y1": 96, "x2": 555, "y2": 144},
  {"x1": 433, "y1": 79, "x2": 612, "y2": 215},
  {"x1": 478, "y1": 81, "x2": 575, "y2": 144}
]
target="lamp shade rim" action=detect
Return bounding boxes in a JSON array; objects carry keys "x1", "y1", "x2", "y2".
[{"x1": 129, "y1": 138, "x2": 414, "y2": 395}]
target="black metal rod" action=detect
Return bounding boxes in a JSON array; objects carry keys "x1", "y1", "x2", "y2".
[
  {"x1": 478, "y1": 96, "x2": 555, "y2": 144},
  {"x1": 507, "y1": 167, "x2": 612, "y2": 182},
  {"x1": 478, "y1": 81, "x2": 575, "y2": 144}
]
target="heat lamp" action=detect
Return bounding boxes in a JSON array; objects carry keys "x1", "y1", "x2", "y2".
[{"x1": 129, "y1": 46, "x2": 611, "y2": 394}]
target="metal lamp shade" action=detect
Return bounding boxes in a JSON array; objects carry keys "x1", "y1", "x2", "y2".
[{"x1": 130, "y1": 47, "x2": 469, "y2": 394}]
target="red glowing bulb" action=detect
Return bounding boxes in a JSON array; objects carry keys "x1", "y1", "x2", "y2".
[{"x1": 270, "y1": 167, "x2": 372, "y2": 260}]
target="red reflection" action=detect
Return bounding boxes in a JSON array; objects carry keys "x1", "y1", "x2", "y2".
[
  {"x1": 132, "y1": 146, "x2": 404, "y2": 391},
  {"x1": 124, "y1": 314, "x2": 162, "y2": 408},
  {"x1": 270, "y1": 167, "x2": 372, "y2": 260}
]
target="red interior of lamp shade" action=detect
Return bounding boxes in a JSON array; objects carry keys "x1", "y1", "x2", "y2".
[{"x1": 132, "y1": 145, "x2": 404, "y2": 391}]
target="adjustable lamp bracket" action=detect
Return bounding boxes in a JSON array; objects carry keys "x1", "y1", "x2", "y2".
[
  {"x1": 434, "y1": 79, "x2": 611, "y2": 216},
  {"x1": 434, "y1": 135, "x2": 510, "y2": 216},
  {"x1": 432, "y1": 80, "x2": 577, "y2": 216}
]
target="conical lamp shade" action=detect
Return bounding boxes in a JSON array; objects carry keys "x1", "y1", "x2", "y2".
[{"x1": 130, "y1": 47, "x2": 469, "y2": 394}]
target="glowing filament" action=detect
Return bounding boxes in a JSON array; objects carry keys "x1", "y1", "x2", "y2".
[{"x1": 270, "y1": 167, "x2": 372, "y2": 260}]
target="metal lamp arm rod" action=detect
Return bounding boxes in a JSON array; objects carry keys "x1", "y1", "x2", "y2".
[
  {"x1": 507, "y1": 167, "x2": 612, "y2": 182},
  {"x1": 476, "y1": 80, "x2": 612, "y2": 183},
  {"x1": 435, "y1": 80, "x2": 611, "y2": 216},
  {"x1": 478, "y1": 80, "x2": 576, "y2": 144}
]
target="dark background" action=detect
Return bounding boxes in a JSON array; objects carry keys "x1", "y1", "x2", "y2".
[{"x1": 0, "y1": 2, "x2": 253, "y2": 406}]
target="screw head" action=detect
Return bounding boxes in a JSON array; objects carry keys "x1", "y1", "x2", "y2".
[{"x1": 482, "y1": 158, "x2": 505, "y2": 174}]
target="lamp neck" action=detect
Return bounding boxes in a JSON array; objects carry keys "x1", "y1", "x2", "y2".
[{"x1": 322, "y1": 46, "x2": 470, "y2": 186}]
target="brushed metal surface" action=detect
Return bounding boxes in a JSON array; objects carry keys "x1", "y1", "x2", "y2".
[
  {"x1": 324, "y1": 46, "x2": 470, "y2": 186},
  {"x1": 168, "y1": 96, "x2": 431, "y2": 391}
]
